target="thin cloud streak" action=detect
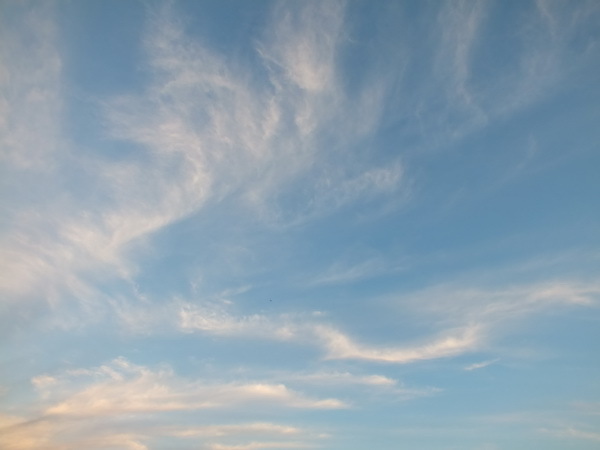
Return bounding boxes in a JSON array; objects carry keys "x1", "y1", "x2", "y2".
[
  {"x1": 464, "y1": 359, "x2": 500, "y2": 371},
  {"x1": 0, "y1": 1, "x2": 63, "y2": 170},
  {"x1": 406, "y1": 280, "x2": 600, "y2": 328},
  {"x1": 285, "y1": 371, "x2": 397, "y2": 387},
  {"x1": 0, "y1": 356, "x2": 338, "y2": 449},
  {"x1": 33, "y1": 358, "x2": 347, "y2": 416},
  {"x1": 209, "y1": 442, "x2": 313, "y2": 450},
  {"x1": 0, "y1": 415, "x2": 319, "y2": 450},
  {"x1": 169, "y1": 423, "x2": 302, "y2": 438},
  {"x1": 316, "y1": 324, "x2": 482, "y2": 363},
  {"x1": 540, "y1": 426, "x2": 600, "y2": 442},
  {"x1": 177, "y1": 299, "x2": 482, "y2": 363}
]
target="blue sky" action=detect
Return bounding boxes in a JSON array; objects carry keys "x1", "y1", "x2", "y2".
[{"x1": 1, "y1": 0, "x2": 599, "y2": 448}]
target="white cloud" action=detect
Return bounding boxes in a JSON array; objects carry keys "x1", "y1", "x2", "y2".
[
  {"x1": 0, "y1": 1, "x2": 404, "y2": 338},
  {"x1": 0, "y1": 358, "x2": 338, "y2": 449},
  {"x1": 259, "y1": 1, "x2": 345, "y2": 93},
  {"x1": 33, "y1": 358, "x2": 346, "y2": 417},
  {"x1": 540, "y1": 426, "x2": 600, "y2": 442},
  {"x1": 287, "y1": 371, "x2": 397, "y2": 387},
  {"x1": 119, "y1": 277, "x2": 599, "y2": 368},
  {"x1": 315, "y1": 324, "x2": 482, "y2": 363},
  {"x1": 307, "y1": 251, "x2": 408, "y2": 287},
  {"x1": 0, "y1": 413, "x2": 318, "y2": 450},
  {"x1": 209, "y1": 442, "x2": 312, "y2": 450},
  {"x1": 3, "y1": 0, "x2": 595, "y2": 331},
  {"x1": 176, "y1": 280, "x2": 598, "y2": 365},
  {"x1": 108, "y1": 1, "x2": 405, "y2": 228},
  {"x1": 179, "y1": 302, "x2": 269, "y2": 336},
  {"x1": 170, "y1": 423, "x2": 302, "y2": 438},
  {"x1": 387, "y1": 279, "x2": 600, "y2": 362},
  {"x1": 176, "y1": 299, "x2": 483, "y2": 364},
  {"x1": 404, "y1": 0, "x2": 600, "y2": 149},
  {"x1": 408, "y1": 280, "x2": 599, "y2": 328},
  {"x1": 0, "y1": 2, "x2": 63, "y2": 170},
  {"x1": 436, "y1": 0, "x2": 487, "y2": 114},
  {"x1": 0, "y1": 3, "x2": 71, "y2": 306},
  {"x1": 464, "y1": 358, "x2": 499, "y2": 371}
]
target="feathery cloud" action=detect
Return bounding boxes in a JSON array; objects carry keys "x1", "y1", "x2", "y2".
[
  {"x1": 34, "y1": 357, "x2": 347, "y2": 416},
  {"x1": 464, "y1": 359, "x2": 500, "y2": 371}
]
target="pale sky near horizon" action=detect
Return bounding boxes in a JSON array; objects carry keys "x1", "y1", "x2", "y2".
[{"x1": 1, "y1": 1, "x2": 600, "y2": 449}]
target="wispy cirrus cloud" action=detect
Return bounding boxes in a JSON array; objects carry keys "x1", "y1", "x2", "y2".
[
  {"x1": 0, "y1": 415, "x2": 319, "y2": 450},
  {"x1": 122, "y1": 276, "x2": 599, "y2": 367},
  {"x1": 0, "y1": 358, "x2": 339, "y2": 449},
  {"x1": 284, "y1": 371, "x2": 397, "y2": 387},
  {"x1": 106, "y1": 0, "x2": 405, "y2": 227},
  {"x1": 405, "y1": 0, "x2": 600, "y2": 148},
  {"x1": 0, "y1": 0, "x2": 406, "y2": 337},
  {"x1": 177, "y1": 277, "x2": 599, "y2": 364},
  {"x1": 405, "y1": 280, "x2": 599, "y2": 330},
  {"x1": 176, "y1": 298, "x2": 483, "y2": 364},
  {"x1": 306, "y1": 250, "x2": 408, "y2": 287},
  {"x1": 436, "y1": 0, "x2": 488, "y2": 119},
  {"x1": 34, "y1": 357, "x2": 347, "y2": 416},
  {"x1": 0, "y1": 1, "x2": 63, "y2": 170},
  {"x1": 464, "y1": 358, "x2": 500, "y2": 371},
  {"x1": 315, "y1": 323, "x2": 482, "y2": 363},
  {"x1": 540, "y1": 426, "x2": 600, "y2": 442},
  {"x1": 6, "y1": 0, "x2": 592, "y2": 332},
  {"x1": 169, "y1": 422, "x2": 303, "y2": 438},
  {"x1": 209, "y1": 442, "x2": 313, "y2": 450}
]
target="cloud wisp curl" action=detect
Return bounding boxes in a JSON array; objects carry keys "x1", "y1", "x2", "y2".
[{"x1": 176, "y1": 278, "x2": 598, "y2": 364}]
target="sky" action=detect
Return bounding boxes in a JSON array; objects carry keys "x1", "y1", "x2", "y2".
[{"x1": 1, "y1": 0, "x2": 600, "y2": 449}]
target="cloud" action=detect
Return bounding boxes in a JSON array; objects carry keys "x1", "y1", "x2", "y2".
[
  {"x1": 436, "y1": 0, "x2": 487, "y2": 114},
  {"x1": 404, "y1": 0, "x2": 600, "y2": 147},
  {"x1": 169, "y1": 423, "x2": 302, "y2": 438},
  {"x1": 0, "y1": 414, "x2": 318, "y2": 450},
  {"x1": 33, "y1": 357, "x2": 347, "y2": 416},
  {"x1": 175, "y1": 278, "x2": 598, "y2": 365},
  {"x1": 308, "y1": 257, "x2": 389, "y2": 286},
  {"x1": 179, "y1": 301, "x2": 274, "y2": 337},
  {"x1": 259, "y1": 1, "x2": 345, "y2": 93},
  {"x1": 0, "y1": 358, "x2": 339, "y2": 449},
  {"x1": 315, "y1": 324, "x2": 482, "y2": 363},
  {"x1": 278, "y1": 370, "x2": 439, "y2": 403},
  {"x1": 0, "y1": 1, "x2": 184, "y2": 330},
  {"x1": 107, "y1": 0, "x2": 405, "y2": 227},
  {"x1": 105, "y1": 274, "x2": 600, "y2": 373},
  {"x1": 540, "y1": 426, "x2": 600, "y2": 442},
  {"x1": 0, "y1": 0, "x2": 407, "y2": 340},
  {"x1": 464, "y1": 358, "x2": 499, "y2": 371},
  {"x1": 209, "y1": 442, "x2": 312, "y2": 450},
  {"x1": 408, "y1": 280, "x2": 599, "y2": 328},
  {"x1": 286, "y1": 371, "x2": 397, "y2": 387},
  {"x1": 176, "y1": 299, "x2": 483, "y2": 364},
  {"x1": 3, "y1": 0, "x2": 596, "y2": 332},
  {"x1": 306, "y1": 247, "x2": 410, "y2": 287},
  {"x1": 0, "y1": 2, "x2": 69, "y2": 305},
  {"x1": 0, "y1": 1, "x2": 63, "y2": 170}
]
